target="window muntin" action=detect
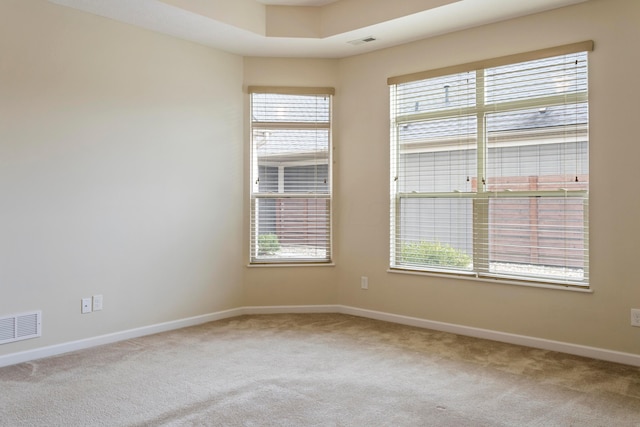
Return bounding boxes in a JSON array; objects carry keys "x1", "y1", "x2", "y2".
[
  {"x1": 390, "y1": 47, "x2": 589, "y2": 287},
  {"x1": 250, "y1": 90, "x2": 333, "y2": 264}
]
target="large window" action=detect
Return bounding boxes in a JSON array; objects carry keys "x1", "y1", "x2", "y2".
[
  {"x1": 389, "y1": 42, "x2": 592, "y2": 287},
  {"x1": 249, "y1": 87, "x2": 333, "y2": 264}
]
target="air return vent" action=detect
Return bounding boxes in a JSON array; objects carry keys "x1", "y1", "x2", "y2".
[
  {"x1": 347, "y1": 36, "x2": 377, "y2": 46},
  {"x1": 0, "y1": 311, "x2": 41, "y2": 345}
]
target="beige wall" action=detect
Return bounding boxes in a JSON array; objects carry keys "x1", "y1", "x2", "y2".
[
  {"x1": 0, "y1": 0, "x2": 244, "y2": 356},
  {"x1": 334, "y1": 0, "x2": 640, "y2": 354},
  {"x1": 2, "y1": 0, "x2": 640, "y2": 360},
  {"x1": 243, "y1": 0, "x2": 640, "y2": 355},
  {"x1": 243, "y1": 57, "x2": 340, "y2": 307}
]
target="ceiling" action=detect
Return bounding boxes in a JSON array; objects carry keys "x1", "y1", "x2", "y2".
[{"x1": 48, "y1": 0, "x2": 588, "y2": 58}]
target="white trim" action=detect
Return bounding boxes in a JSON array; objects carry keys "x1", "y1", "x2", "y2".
[
  {"x1": 247, "y1": 263, "x2": 335, "y2": 268},
  {"x1": 1, "y1": 305, "x2": 638, "y2": 368},
  {"x1": 243, "y1": 305, "x2": 340, "y2": 315},
  {"x1": 0, "y1": 308, "x2": 244, "y2": 368},
  {"x1": 337, "y1": 306, "x2": 640, "y2": 367},
  {"x1": 387, "y1": 268, "x2": 593, "y2": 293}
]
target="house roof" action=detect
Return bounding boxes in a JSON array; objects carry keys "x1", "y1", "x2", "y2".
[{"x1": 399, "y1": 104, "x2": 588, "y2": 144}]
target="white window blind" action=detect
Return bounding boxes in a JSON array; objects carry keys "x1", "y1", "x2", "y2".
[
  {"x1": 249, "y1": 87, "x2": 334, "y2": 264},
  {"x1": 389, "y1": 42, "x2": 592, "y2": 287}
]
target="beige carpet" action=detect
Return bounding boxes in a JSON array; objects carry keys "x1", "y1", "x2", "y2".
[{"x1": 1, "y1": 313, "x2": 639, "y2": 426}]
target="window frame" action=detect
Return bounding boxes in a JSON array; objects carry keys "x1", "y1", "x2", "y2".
[
  {"x1": 248, "y1": 86, "x2": 335, "y2": 265},
  {"x1": 388, "y1": 41, "x2": 593, "y2": 288}
]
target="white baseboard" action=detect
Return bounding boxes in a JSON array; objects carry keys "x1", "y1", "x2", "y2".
[
  {"x1": 243, "y1": 304, "x2": 341, "y2": 315},
  {"x1": 2, "y1": 304, "x2": 639, "y2": 368},
  {"x1": 0, "y1": 308, "x2": 244, "y2": 368},
  {"x1": 337, "y1": 305, "x2": 640, "y2": 367}
]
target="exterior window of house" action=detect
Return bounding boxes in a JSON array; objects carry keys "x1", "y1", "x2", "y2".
[
  {"x1": 249, "y1": 87, "x2": 334, "y2": 264},
  {"x1": 388, "y1": 41, "x2": 593, "y2": 287}
]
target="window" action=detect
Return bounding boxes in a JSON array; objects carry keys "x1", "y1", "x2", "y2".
[
  {"x1": 249, "y1": 87, "x2": 334, "y2": 264},
  {"x1": 389, "y1": 41, "x2": 592, "y2": 287}
]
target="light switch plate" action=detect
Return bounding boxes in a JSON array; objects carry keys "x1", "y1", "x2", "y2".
[
  {"x1": 631, "y1": 309, "x2": 640, "y2": 327},
  {"x1": 92, "y1": 295, "x2": 103, "y2": 311}
]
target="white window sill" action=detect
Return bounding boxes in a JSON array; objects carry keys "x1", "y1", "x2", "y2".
[
  {"x1": 387, "y1": 268, "x2": 592, "y2": 293},
  {"x1": 247, "y1": 262, "x2": 335, "y2": 268}
]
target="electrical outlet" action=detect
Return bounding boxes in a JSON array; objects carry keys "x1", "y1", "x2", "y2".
[
  {"x1": 361, "y1": 276, "x2": 368, "y2": 290},
  {"x1": 81, "y1": 298, "x2": 92, "y2": 314},
  {"x1": 631, "y1": 309, "x2": 640, "y2": 327},
  {"x1": 92, "y1": 295, "x2": 103, "y2": 311}
]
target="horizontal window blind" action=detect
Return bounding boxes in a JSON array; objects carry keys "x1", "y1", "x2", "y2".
[
  {"x1": 389, "y1": 43, "x2": 591, "y2": 287},
  {"x1": 250, "y1": 88, "x2": 333, "y2": 264}
]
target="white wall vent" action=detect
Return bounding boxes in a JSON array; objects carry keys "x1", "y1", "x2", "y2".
[{"x1": 0, "y1": 311, "x2": 42, "y2": 345}]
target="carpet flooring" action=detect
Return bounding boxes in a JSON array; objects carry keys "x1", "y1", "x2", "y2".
[{"x1": 1, "y1": 313, "x2": 639, "y2": 426}]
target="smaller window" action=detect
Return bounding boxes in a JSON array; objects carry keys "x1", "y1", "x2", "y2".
[{"x1": 249, "y1": 87, "x2": 334, "y2": 264}]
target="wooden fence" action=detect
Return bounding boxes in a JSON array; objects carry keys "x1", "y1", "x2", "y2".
[
  {"x1": 275, "y1": 198, "x2": 330, "y2": 248},
  {"x1": 484, "y1": 175, "x2": 588, "y2": 268}
]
